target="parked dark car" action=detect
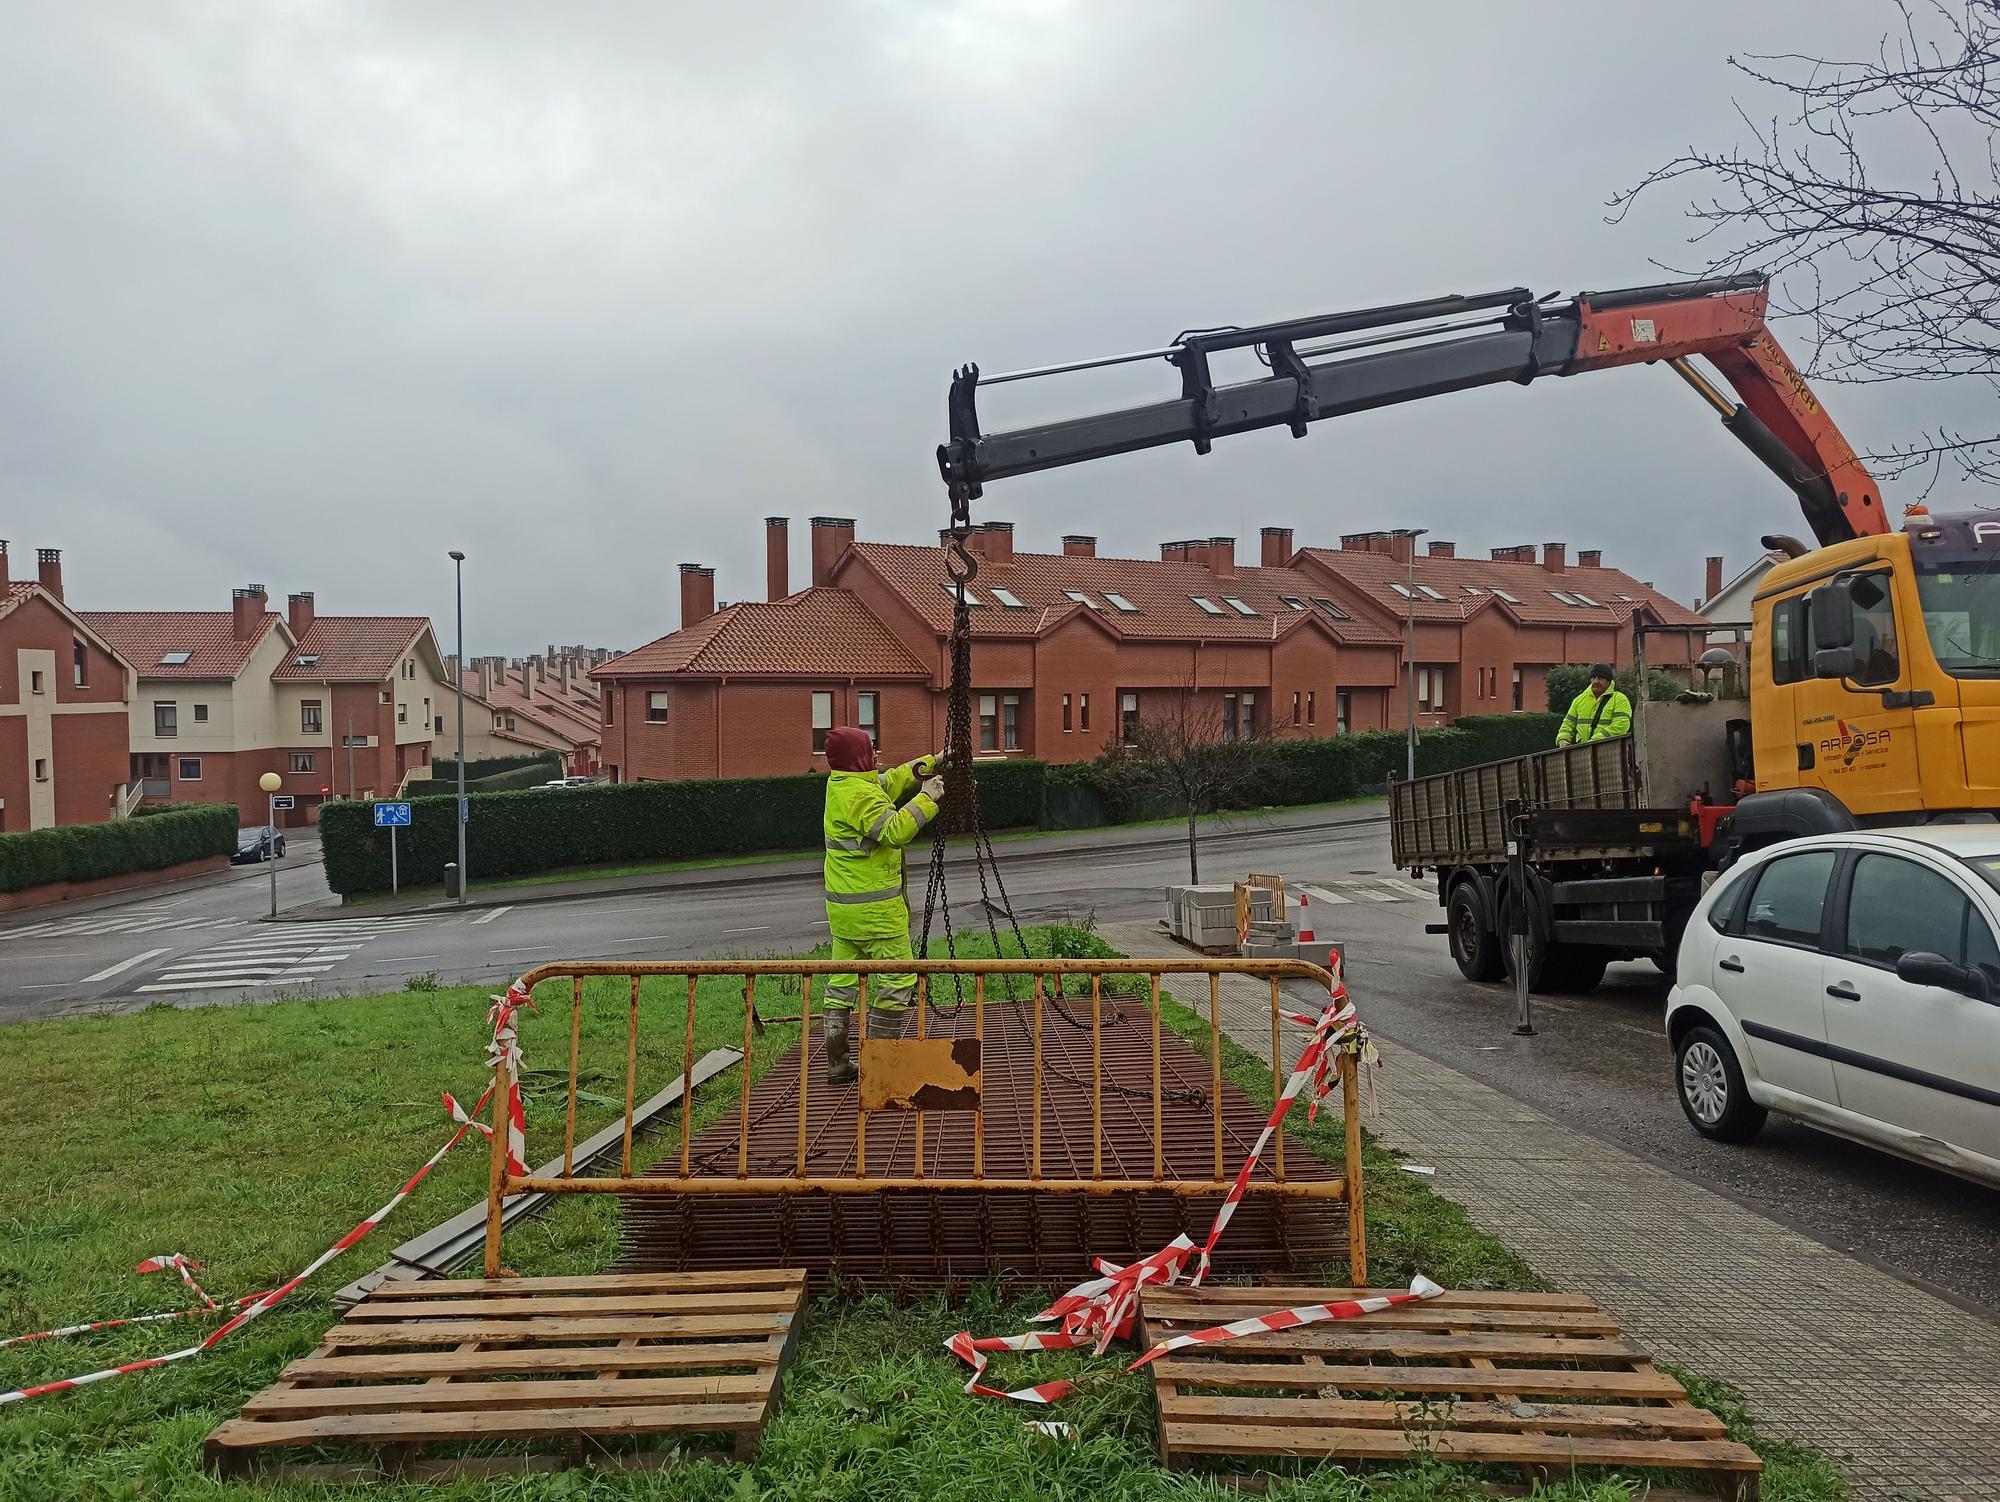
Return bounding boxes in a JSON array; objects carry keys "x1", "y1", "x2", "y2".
[{"x1": 233, "y1": 825, "x2": 286, "y2": 864}]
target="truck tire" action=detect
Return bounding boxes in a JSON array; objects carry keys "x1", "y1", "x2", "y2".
[
  {"x1": 1446, "y1": 880, "x2": 1505, "y2": 982},
  {"x1": 1545, "y1": 946, "x2": 1609, "y2": 994},
  {"x1": 1494, "y1": 891, "x2": 1550, "y2": 992}
]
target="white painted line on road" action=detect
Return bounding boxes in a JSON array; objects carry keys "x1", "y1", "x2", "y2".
[
  {"x1": 604, "y1": 935, "x2": 674, "y2": 945},
  {"x1": 77, "y1": 948, "x2": 171, "y2": 985},
  {"x1": 469, "y1": 906, "x2": 513, "y2": 925},
  {"x1": 1301, "y1": 885, "x2": 1353, "y2": 906},
  {"x1": 723, "y1": 926, "x2": 769, "y2": 934},
  {"x1": 20, "y1": 983, "x2": 66, "y2": 989},
  {"x1": 375, "y1": 953, "x2": 440, "y2": 963},
  {"x1": 1376, "y1": 878, "x2": 1430, "y2": 897},
  {"x1": 1614, "y1": 1022, "x2": 1661, "y2": 1039},
  {"x1": 491, "y1": 944, "x2": 554, "y2": 954}
]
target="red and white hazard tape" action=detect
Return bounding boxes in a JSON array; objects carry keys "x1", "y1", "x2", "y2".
[
  {"x1": 945, "y1": 958, "x2": 1419, "y2": 1409},
  {"x1": 0, "y1": 1258, "x2": 271, "y2": 1352},
  {"x1": 1129, "y1": 1275, "x2": 1442, "y2": 1369},
  {"x1": 0, "y1": 991, "x2": 526, "y2": 1408}
]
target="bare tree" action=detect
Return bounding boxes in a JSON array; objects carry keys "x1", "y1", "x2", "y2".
[
  {"x1": 1611, "y1": 0, "x2": 2000, "y2": 484},
  {"x1": 1124, "y1": 679, "x2": 1267, "y2": 883}
]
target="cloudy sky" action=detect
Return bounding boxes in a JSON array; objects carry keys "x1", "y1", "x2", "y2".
[{"x1": 4, "y1": 0, "x2": 1984, "y2": 655}]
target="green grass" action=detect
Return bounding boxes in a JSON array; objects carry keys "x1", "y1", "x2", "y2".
[
  {"x1": 338, "y1": 796, "x2": 1387, "y2": 906},
  {"x1": 0, "y1": 924, "x2": 1840, "y2": 1501}
]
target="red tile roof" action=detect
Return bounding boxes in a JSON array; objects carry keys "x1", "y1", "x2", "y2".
[
  {"x1": 481, "y1": 669, "x2": 602, "y2": 748},
  {"x1": 271, "y1": 617, "x2": 430, "y2": 682},
  {"x1": 594, "y1": 589, "x2": 932, "y2": 679},
  {"x1": 80, "y1": 610, "x2": 284, "y2": 679},
  {"x1": 844, "y1": 543, "x2": 1404, "y2": 646},
  {"x1": 1297, "y1": 549, "x2": 1709, "y2": 630}
]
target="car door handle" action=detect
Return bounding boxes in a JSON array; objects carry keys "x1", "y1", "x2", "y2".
[
  {"x1": 1719, "y1": 956, "x2": 1745, "y2": 973},
  {"x1": 1826, "y1": 981, "x2": 1861, "y2": 1002}
]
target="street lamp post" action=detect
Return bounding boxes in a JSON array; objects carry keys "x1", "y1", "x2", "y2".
[
  {"x1": 449, "y1": 551, "x2": 467, "y2": 905},
  {"x1": 1402, "y1": 528, "x2": 1428, "y2": 782},
  {"x1": 258, "y1": 771, "x2": 283, "y2": 919}
]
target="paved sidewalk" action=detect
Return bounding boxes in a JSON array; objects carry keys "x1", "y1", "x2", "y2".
[{"x1": 1101, "y1": 919, "x2": 2000, "y2": 1502}]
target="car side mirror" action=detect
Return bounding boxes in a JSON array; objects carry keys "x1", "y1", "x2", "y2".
[
  {"x1": 1813, "y1": 645, "x2": 1859, "y2": 680},
  {"x1": 1895, "y1": 950, "x2": 1994, "y2": 1003},
  {"x1": 1808, "y1": 577, "x2": 1857, "y2": 651}
]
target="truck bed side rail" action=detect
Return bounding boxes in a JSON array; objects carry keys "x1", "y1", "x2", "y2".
[{"x1": 1391, "y1": 738, "x2": 1640, "y2": 869}]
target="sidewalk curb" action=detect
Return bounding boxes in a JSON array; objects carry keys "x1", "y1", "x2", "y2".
[{"x1": 274, "y1": 806, "x2": 1391, "y2": 922}]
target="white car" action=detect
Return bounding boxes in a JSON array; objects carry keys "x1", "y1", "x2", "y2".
[{"x1": 1667, "y1": 827, "x2": 2000, "y2": 1188}]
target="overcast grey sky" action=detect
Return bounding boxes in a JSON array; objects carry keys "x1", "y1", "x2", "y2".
[{"x1": 4, "y1": 0, "x2": 1984, "y2": 655}]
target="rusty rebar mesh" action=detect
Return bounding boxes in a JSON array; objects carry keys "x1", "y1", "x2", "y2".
[{"x1": 617, "y1": 999, "x2": 1348, "y2": 1295}]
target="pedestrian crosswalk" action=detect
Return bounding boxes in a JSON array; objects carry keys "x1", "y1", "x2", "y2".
[
  {"x1": 132, "y1": 916, "x2": 440, "y2": 993},
  {"x1": 1299, "y1": 876, "x2": 1431, "y2": 906},
  {"x1": 0, "y1": 912, "x2": 251, "y2": 942}
]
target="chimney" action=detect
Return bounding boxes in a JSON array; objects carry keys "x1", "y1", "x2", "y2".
[
  {"x1": 766, "y1": 517, "x2": 789, "y2": 600},
  {"x1": 36, "y1": 548, "x2": 63, "y2": 601},
  {"x1": 475, "y1": 660, "x2": 491, "y2": 700},
  {"x1": 1704, "y1": 555, "x2": 1724, "y2": 603},
  {"x1": 809, "y1": 516, "x2": 855, "y2": 588},
  {"x1": 0, "y1": 540, "x2": 9, "y2": 593},
  {"x1": 231, "y1": 584, "x2": 267, "y2": 640},
  {"x1": 1491, "y1": 544, "x2": 1536, "y2": 564},
  {"x1": 680, "y1": 563, "x2": 716, "y2": 629},
  {"x1": 1542, "y1": 542, "x2": 1566, "y2": 574},
  {"x1": 1063, "y1": 534, "x2": 1097, "y2": 558},
  {"x1": 286, "y1": 591, "x2": 314, "y2": 638},
  {"x1": 1208, "y1": 536, "x2": 1236, "y2": 577},
  {"x1": 1578, "y1": 549, "x2": 1602, "y2": 569},
  {"x1": 1159, "y1": 540, "x2": 1188, "y2": 563},
  {"x1": 1387, "y1": 531, "x2": 1417, "y2": 565},
  {"x1": 1260, "y1": 526, "x2": 1293, "y2": 567},
  {"x1": 1427, "y1": 540, "x2": 1455, "y2": 558},
  {"x1": 979, "y1": 521, "x2": 1014, "y2": 566}
]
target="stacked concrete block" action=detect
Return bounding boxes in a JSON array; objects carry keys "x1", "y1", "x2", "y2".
[
  {"x1": 1177, "y1": 884, "x2": 1249, "y2": 949},
  {"x1": 1296, "y1": 938, "x2": 1340, "y2": 971}
]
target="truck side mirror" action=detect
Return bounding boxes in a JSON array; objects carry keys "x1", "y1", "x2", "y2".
[
  {"x1": 1808, "y1": 577, "x2": 1857, "y2": 651},
  {"x1": 1813, "y1": 645, "x2": 1859, "y2": 680},
  {"x1": 1895, "y1": 950, "x2": 1993, "y2": 1003}
]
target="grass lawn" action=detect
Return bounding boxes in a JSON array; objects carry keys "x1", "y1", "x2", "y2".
[
  {"x1": 338, "y1": 796, "x2": 1387, "y2": 906},
  {"x1": 0, "y1": 926, "x2": 1841, "y2": 1501}
]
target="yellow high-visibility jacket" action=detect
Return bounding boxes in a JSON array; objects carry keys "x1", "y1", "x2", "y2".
[
  {"x1": 822, "y1": 761, "x2": 940, "y2": 940},
  {"x1": 1556, "y1": 686, "x2": 1633, "y2": 745}
]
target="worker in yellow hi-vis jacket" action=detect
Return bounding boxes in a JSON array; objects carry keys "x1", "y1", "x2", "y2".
[
  {"x1": 819, "y1": 726, "x2": 945, "y2": 1085},
  {"x1": 1555, "y1": 663, "x2": 1633, "y2": 746}
]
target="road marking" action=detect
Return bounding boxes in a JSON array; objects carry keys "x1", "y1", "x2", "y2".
[
  {"x1": 723, "y1": 926, "x2": 770, "y2": 934},
  {"x1": 1301, "y1": 885, "x2": 1353, "y2": 906},
  {"x1": 20, "y1": 983, "x2": 66, "y2": 989},
  {"x1": 1375, "y1": 877, "x2": 1430, "y2": 897},
  {"x1": 469, "y1": 906, "x2": 513, "y2": 925},
  {"x1": 77, "y1": 948, "x2": 171, "y2": 985},
  {"x1": 604, "y1": 935, "x2": 675, "y2": 945},
  {"x1": 376, "y1": 953, "x2": 440, "y2": 963},
  {"x1": 1615, "y1": 1022, "x2": 1661, "y2": 1039},
  {"x1": 490, "y1": 944, "x2": 553, "y2": 955}
]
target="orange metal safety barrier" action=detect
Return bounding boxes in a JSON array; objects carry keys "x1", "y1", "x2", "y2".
[{"x1": 484, "y1": 957, "x2": 1364, "y2": 1282}]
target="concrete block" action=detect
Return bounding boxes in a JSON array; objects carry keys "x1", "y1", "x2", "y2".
[
  {"x1": 1242, "y1": 940, "x2": 1299, "y2": 960},
  {"x1": 1296, "y1": 939, "x2": 1340, "y2": 970}
]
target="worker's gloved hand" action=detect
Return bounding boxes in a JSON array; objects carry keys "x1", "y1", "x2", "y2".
[
  {"x1": 921, "y1": 775, "x2": 945, "y2": 802},
  {"x1": 914, "y1": 750, "x2": 947, "y2": 776}
]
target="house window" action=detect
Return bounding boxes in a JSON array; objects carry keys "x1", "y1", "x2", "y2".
[
  {"x1": 1104, "y1": 593, "x2": 1138, "y2": 613},
  {"x1": 1223, "y1": 692, "x2": 1256, "y2": 742},
  {"x1": 978, "y1": 694, "x2": 1022, "y2": 752},
  {"x1": 154, "y1": 701, "x2": 177, "y2": 737},
  {"x1": 857, "y1": 692, "x2": 879, "y2": 747},
  {"x1": 301, "y1": 700, "x2": 322, "y2": 734},
  {"x1": 379, "y1": 690, "x2": 391, "y2": 705},
  {"x1": 647, "y1": 691, "x2": 669, "y2": 724},
  {"x1": 1512, "y1": 668, "x2": 1524, "y2": 711},
  {"x1": 812, "y1": 690, "x2": 834, "y2": 752},
  {"x1": 193, "y1": 703, "x2": 209, "y2": 722},
  {"x1": 504, "y1": 716, "x2": 516, "y2": 731},
  {"x1": 1312, "y1": 596, "x2": 1351, "y2": 622},
  {"x1": 1307, "y1": 690, "x2": 1316, "y2": 727},
  {"x1": 493, "y1": 714, "x2": 505, "y2": 731},
  {"x1": 434, "y1": 717, "x2": 444, "y2": 733},
  {"x1": 73, "y1": 639, "x2": 87, "y2": 687},
  {"x1": 1062, "y1": 694, "x2": 1073, "y2": 732},
  {"x1": 1291, "y1": 691, "x2": 1301, "y2": 726},
  {"x1": 990, "y1": 587, "x2": 1026, "y2": 608},
  {"x1": 1079, "y1": 693, "x2": 1089, "y2": 731},
  {"x1": 289, "y1": 752, "x2": 316, "y2": 774},
  {"x1": 177, "y1": 757, "x2": 202, "y2": 782},
  {"x1": 1415, "y1": 667, "x2": 1446, "y2": 712},
  {"x1": 397, "y1": 703, "x2": 408, "y2": 724},
  {"x1": 33, "y1": 758, "x2": 48, "y2": 782},
  {"x1": 1121, "y1": 691, "x2": 1140, "y2": 744},
  {"x1": 605, "y1": 692, "x2": 615, "y2": 725},
  {"x1": 29, "y1": 670, "x2": 44, "y2": 694},
  {"x1": 1336, "y1": 690, "x2": 1351, "y2": 735},
  {"x1": 1190, "y1": 596, "x2": 1223, "y2": 615}
]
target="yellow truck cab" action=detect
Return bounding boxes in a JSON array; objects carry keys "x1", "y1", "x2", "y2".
[{"x1": 1745, "y1": 510, "x2": 2000, "y2": 842}]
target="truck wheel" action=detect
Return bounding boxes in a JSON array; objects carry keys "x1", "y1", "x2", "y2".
[
  {"x1": 1545, "y1": 946, "x2": 1608, "y2": 994},
  {"x1": 1675, "y1": 1025, "x2": 1767, "y2": 1143},
  {"x1": 1447, "y1": 881, "x2": 1505, "y2": 982},
  {"x1": 1495, "y1": 893, "x2": 1550, "y2": 992}
]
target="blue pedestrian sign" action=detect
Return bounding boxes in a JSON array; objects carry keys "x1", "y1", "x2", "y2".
[{"x1": 373, "y1": 802, "x2": 412, "y2": 827}]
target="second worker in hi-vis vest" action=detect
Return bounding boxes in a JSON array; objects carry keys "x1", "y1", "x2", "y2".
[{"x1": 819, "y1": 726, "x2": 946, "y2": 1085}]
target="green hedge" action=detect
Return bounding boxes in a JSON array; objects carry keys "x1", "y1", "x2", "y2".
[
  {"x1": 463, "y1": 763, "x2": 565, "y2": 793},
  {"x1": 1546, "y1": 663, "x2": 1686, "y2": 711},
  {"x1": 321, "y1": 761, "x2": 1051, "y2": 896},
  {"x1": 0, "y1": 804, "x2": 239, "y2": 894},
  {"x1": 431, "y1": 751, "x2": 561, "y2": 784}
]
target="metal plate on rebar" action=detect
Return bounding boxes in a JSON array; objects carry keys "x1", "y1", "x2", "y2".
[{"x1": 859, "y1": 1038, "x2": 981, "y2": 1112}]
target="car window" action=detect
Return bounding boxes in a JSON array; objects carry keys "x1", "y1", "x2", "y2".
[
  {"x1": 1844, "y1": 854, "x2": 1970, "y2": 966},
  {"x1": 1964, "y1": 908, "x2": 2000, "y2": 985},
  {"x1": 1705, "y1": 868, "x2": 1752, "y2": 933},
  {"x1": 1742, "y1": 850, "x2": 1838, "y2": 947}
]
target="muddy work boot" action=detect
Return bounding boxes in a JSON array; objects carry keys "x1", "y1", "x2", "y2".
[
  {"x1": 865, "y1": 1005, "x2": 909, "y2": 1041},
  {"x1": 823, "y1": 1009, "x2": 857, "y2": 1085}
]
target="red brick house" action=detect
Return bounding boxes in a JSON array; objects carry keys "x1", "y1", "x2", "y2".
[{"x1": 0, "y1": 544, "x2": 136, "y2": 831}]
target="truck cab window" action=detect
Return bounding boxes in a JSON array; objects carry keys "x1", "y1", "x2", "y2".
[{"x1": 1849, "y1": 573, "x2": 1900, "y2": 686}]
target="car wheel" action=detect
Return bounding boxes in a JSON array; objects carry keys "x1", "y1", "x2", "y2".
[
  {"x1": 275, "y1": 838, "x2": 286, "y2": 857},
  {"x1": 1446, "y1": 881, "x2": 1505, "y2": 982},
  {"x1": 1675, "y1": 1024, "x2": 1767, "y2": 1143}
]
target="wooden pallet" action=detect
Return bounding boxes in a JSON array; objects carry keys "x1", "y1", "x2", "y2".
[
  {"x1": 1139, "y1": 1284, "x2": 1763, "y2": 1500},
  {"x1": 204, "y1": 1270, "x2": 806, "y2": 1481}
]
